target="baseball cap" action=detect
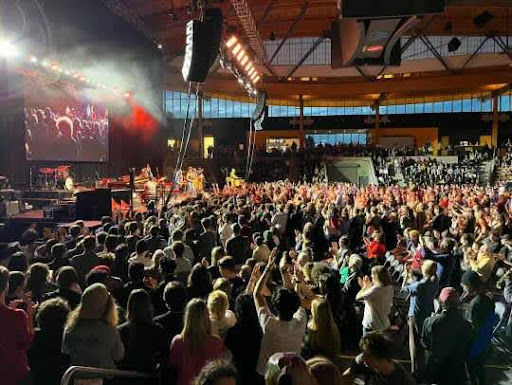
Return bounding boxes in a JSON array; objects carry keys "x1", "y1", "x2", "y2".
[{"x1": 439, "y1": 287, "x2": 460, "y2": 304}]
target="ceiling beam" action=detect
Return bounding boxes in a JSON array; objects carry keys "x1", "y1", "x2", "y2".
[
  {"x1": 189, "y1": 66, "x2": 512, "y2": 99},
  {"x1": 268, "y1": 1, "x2": 309, "y2": 65},
  {"x1": 354, "y1": 66, "x2": 375, "y2": 81},
  {"x1": 420, "y1": 34, "x2": 455, "y2": 74},
  {"x1": 461, "y1": 35, "x2": 493, "y2": 69},
  {"x1": 257, "y1": 0, "x2": 275, "y2": 27},
  {"x1": 286, "y1": 35, "x2": 326, "y2": 79},
  {"x1": 493, "y1": 36, "x2": 512, "y2": 62}
]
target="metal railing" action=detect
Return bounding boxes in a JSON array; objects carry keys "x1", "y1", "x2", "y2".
[{"x1": 61, "y1": 366, "x2": 156, "y2": 385}]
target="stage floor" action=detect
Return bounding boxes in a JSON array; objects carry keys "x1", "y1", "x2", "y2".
[{"x1": 7, "y1": 209, "x2": 101, "y2": 228}]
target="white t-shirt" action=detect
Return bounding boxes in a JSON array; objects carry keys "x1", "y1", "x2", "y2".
[
  {"x1": 210, "y1": 310, "x2": 237, "y2": 339},
  {"x1": 219, "y1": 224, "x2": 234, "y2": 248},
  {"x1": 128, "y1": 253, "x2": 154, "y2": 269},
  {"x1": 256, "y1": 307, "x2": 307, "y2": 375},
  {"x1": 360, "y1": 285, "x2": 394, "y2": 332},
  {"x1": 174, "y1": 257, "x2": 192, "y2": 276},
  {"x1": 163, "y1": 244, "x2": 195, "y2": 265}
]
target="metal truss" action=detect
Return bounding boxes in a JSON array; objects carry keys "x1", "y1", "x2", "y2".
[
  {"x1": 269, "y1": 1, "x2": 309, "y2": 64},
  {"x1": 100, "y1": 0, "x2": 157, "y2": 41},
  {"x1": 230, "y1": 0, "x2": 268, "y2": 65}
]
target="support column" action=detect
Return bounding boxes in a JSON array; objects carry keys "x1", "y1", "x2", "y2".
[
  {"x1": 372, "y1": 101, "x2": 380, "y2": 145},
  {"x1": 198, "y1": 91, "x2": 204, "y2": 158},
  {"x1": 492, "y1": 93, "x2": 499, "y2": 148}
]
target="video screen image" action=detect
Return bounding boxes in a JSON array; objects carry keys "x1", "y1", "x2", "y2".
[{"x1": 25, "y1": 80, "x2": 109, "y2": 162}]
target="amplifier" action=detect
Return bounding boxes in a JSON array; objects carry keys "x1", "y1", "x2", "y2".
[{"x1": 43, "y1": 203, "x2": 75, "y2": 221}]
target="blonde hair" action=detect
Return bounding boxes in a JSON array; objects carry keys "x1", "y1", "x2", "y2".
[
  {"x1": 207, "y1": 290, "x2": 229, "y2": 321},
  {"x1": 181, "y1": 298, "x2": 211, "y2": 352},
  {"x1": 66, "y1": 292, "x2": 118, "y2": 330},
  {"x1": 308, "y1": 298, "x2": 341, "y2": 356},
  {"x1": 348, "y1": 254, "x2": 363, "y2": 271},
  {"x1": 421, "y1": 260, "x2": 437, "y2": 282}
]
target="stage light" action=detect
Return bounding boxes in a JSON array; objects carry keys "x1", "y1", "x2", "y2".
[
  {"x1": 42, "y1": 61, "x2": 49, "y2": 67},
  {"x1": 238, "y1": 78, "x2": 245, "y2": 85},
  {"x1": 247, "y1": 67, "x2": 256, "y2": 76},
  {"x1": 30, "y1": 56, "x2": 38, "y2": 63},
  {"x1": 124, "y1": 91, "x2": 133, "y2": 99},
  {"x1": 253, "y1": 75, "x2": 261, "y2": 83},
  {"x1": 364, "y1": 45, "x2": 384, "y2": 53},
  {"x1": 240, "y1": 55, "x2": 248, "y2": 66},
  {"x1": 250, "y1": 72, "x2": 258, "y2": 81},
  {"x1": 383, "y1": 74, "x2": 394, "y2": 79},
  {"x1": 51, "y1": 63, "x2": 60, "y2": 71},
  {"x1": 232, "y1": 43, "x2": 242, "y2": 55},
  {"x1": 226, "y1": 36, "x2": 237, "y2": 48},
  {"x1": 79, "y1": 75, "x2": 87, "y2": 82},
  {"x1": 244, "y1": 62, "x2": 252, "y2": 72},
  {"x1": 64, "y1": 70, "x2": 70, "y2": 75},
  {"x1": 236, "y1": 49, "x2": 245, "y2": 61},
  {"x1": 0, "y1": 41, "x2": 18, "y2": 58}
]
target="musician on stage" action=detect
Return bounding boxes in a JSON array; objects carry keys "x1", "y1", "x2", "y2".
[
  {"x1": 141, "y1": 164, "x2": 154, "y2": 180},
  {"x1": 226, "y1": 168, "x2": 244, "y2": 188},
  {"x1": 173, "y1": 169, "x2": 184, "y2": 193},
  {"x1": 185, "y1": 167, "x2": 197, "y2": 195},
  {"x1": 194, "y1": 168, "x2": 205, "y2": 193}
]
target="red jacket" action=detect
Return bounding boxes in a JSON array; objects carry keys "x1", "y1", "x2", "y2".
[{"x1": 367, "y1": 241, "x2": 386, "y2": 259}]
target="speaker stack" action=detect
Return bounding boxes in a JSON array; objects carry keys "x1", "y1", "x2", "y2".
[
  {"x1": 75, "y1": 188, "x2": 112, "y2": 220},
  {"x1": 182, "y1": 9, "x2": 223, "y2": 82}
]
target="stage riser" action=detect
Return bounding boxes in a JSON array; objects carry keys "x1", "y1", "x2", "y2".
[
  {"x1": 24, "y1": 198, "x2": 59, "y2": 209},
  {"x1": 22, "y1": 190, "x2": 73, "y2": 200}
]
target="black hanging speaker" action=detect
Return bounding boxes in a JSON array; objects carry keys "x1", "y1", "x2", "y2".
[
  {"x1": 252, "y1": 90, "x2": 267, "y2": 121},
  {"x1": 182, "y1": 9, "x2": 223, "y2": 82},
  {"x1": 75, "y1": 188, "x2": 112, "y2": 220}
]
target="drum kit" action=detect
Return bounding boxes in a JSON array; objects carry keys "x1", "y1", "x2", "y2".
[{"x1": 35, "y1": 165, "x2": 75, "y2": 191}]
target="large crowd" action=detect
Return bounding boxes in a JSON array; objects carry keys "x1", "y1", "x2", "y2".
[
  {"x1": 25, "y1": 106, "x2": 109, "y2": 162},
  {"x1": 1, "y1": 179, "x2": 512, "y2": 385}
]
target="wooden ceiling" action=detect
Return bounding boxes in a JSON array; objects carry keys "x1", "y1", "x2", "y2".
[{"x1": 115, "y1": 0, "x2": 512, "y2": 101}]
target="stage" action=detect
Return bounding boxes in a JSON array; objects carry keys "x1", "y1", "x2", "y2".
[{"x1": 0, "y1": 209, "x2": 103, "y2": 243}]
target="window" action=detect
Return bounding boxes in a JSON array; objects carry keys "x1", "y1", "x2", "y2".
[
  {"x1": 306, "y1": 132, "x2": 368, "y2": 146},
  {"x1": 462, "y1": 98, "x2": 472, "y2": 112},
  {"x1": 500, "y1": 94, "x2": 511, "y2": 112},
  {"x1": 442, "y1": 100, "x2": 452, "y2": 113}
]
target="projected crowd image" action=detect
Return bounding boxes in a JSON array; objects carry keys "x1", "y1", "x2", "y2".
[{"x1": 25, "y1": 84, "x2": 109, "y2": 162}]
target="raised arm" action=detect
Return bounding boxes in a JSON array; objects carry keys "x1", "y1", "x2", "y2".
[
  {"x1": 279, "y1": 253, "x2": 293, "y2": 290},
  {"x1": 254, "y1": 248, "x2": 278, "y2": 312}
]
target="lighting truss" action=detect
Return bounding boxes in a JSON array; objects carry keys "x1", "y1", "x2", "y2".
[
  {"x1": 100, "y1": 0, "x2": 157, "y2": 41},
  {"x1": 229, "y1": 0, "x2": 267, "y2": 63}
]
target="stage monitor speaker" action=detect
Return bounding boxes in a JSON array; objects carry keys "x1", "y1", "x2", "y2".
[
  {"x1": 340, "y1": 0, "x2": 444, "y2": 19},
  {"x1": 76, "y1": 189, "x2": 112, "y2": 220},
  {"x1": 182, "y1": 9, "x2": 223, "y2": 83}
]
